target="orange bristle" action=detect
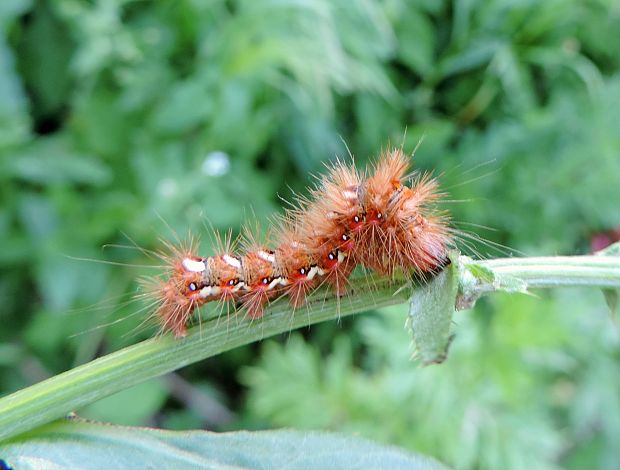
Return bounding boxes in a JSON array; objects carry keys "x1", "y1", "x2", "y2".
[
  {"x1": 294, "y1": 160, "x2": 364, "y2": 295},
  {"x1": 300, "y1": 214, "x2": 356, "y2": 296},
  {"x1": 314, "y1": 160, "x2": 365, "y2": 231},
  {"x1": 240, "y1": 248, "x2": 279, "y2": 319},
  {"x1": 238, "y1": 227, "x2": 281, "y2": 320},
  {"x1": 360, "y1": 148, "x2": 451, "y2": 275},
  {"x1": 275, "y1": 238, "x2": 320, "y2": 309},
  {"x1": 203, "y1": 255, "x2": 244, "y2": 303},
  {"x1": 142, "y1": 238, "x2": 206, "y2": 338},
  {"x1": 198, "y1": 230, "x2": 245, "y2": 310},
  {"x1": 395, "y1": 176, "x2": 451, "y2": 272}
]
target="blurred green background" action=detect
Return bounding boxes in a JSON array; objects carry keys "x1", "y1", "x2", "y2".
[{"x1": 1, "y1": 0, "x2": 619, "y2": 468}]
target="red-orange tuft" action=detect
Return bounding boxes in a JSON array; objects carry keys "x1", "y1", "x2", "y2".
[
  {"x1": 145, "y1": 143, "x2": 453, "y2": 337},
  {"x1": 275, "y1": 238, "x2": 319, "y2": 309},
  {"x1": 360, "y1": 147, "x2": 451, "y2": 276},
  {"x1": 239, "y1": 229, "x2": 280, "y2": 319},
  {"x1": 141, "y1": 238, "x2": 206, "y2": 337}
]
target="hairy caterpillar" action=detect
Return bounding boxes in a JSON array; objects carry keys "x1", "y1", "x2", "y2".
[{"x1": 146, "y1": 147, "x2": 453, "y2": 338}]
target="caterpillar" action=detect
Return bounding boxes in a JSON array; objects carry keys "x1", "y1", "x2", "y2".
[{"x1": 147, "y1": 146, "x2": 453, "y2": 338}]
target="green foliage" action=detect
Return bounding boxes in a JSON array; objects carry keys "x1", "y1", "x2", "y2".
[
  {"x1": 1, "y1": 0, "x2": 619, "y2": 468},
  {"x1": 242, "y1": 290, "x2": 620, "y2": 469}
]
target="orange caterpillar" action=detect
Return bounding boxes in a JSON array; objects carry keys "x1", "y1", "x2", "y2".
[{"x1": 148, "y1": 147, "x2": 452, "y2": 337}]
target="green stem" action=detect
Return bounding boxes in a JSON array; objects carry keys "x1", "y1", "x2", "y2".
[
  {"x1": 0, "y1": 276, "x2": 409, "y2": 442},
  {"x1": 0, "y1": 254, "x2": 619, "y2": 442},
  {"x1": 479, "y1": 256, "x2": 620, "y2": 288}
]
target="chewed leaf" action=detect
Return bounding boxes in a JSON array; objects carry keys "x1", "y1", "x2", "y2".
[
  {"x1": 408, "y1": 260, "x2": 458, "y2": 365},
  {"x1": 0, "y1": 419, "x2": 447, "y2": 470}
]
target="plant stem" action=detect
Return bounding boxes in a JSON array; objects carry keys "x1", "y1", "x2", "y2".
[
  {"x1": 479, "y1": 256, "x2": 620, "y2": 288},
  {"x1": 0, "y1": 276, "x2": 409, "y2": 442},
  {"x1": 0, "y1": 254, "x2": 619, "y2": 442}
]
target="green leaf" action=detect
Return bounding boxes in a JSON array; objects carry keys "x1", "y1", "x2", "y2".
[
  {"x1": 0, "y1": 32, "x2": 30, "y2": 149},
  {"x1": 394, "y1": 7, "x2": 435, "y2": 78},
  {"x1": 151, "y1": 78, "x2": 212, "y2": 134},
  {"x1": 6, "y1": 136, "x2": 112, "y2": 186},
  {"x1": 14, "y1": 1, "x2": 74, "y2": 119},
  {"x1": 439, "y1": 39, "x2": 503, "y2": 78},
  {"x1": 408, "y1": 259, "x2": 458, "y2": 365},
  {"x1": 1, "y1": 419, "x2": 447, "y2": 470},
  {"x1": 0, "y1": 0, "x2": 32, "y2": 26}
]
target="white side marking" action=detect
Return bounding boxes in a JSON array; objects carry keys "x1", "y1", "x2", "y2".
[
  {"x1": 307, "y1": 266, "x2": 320, "y2": 280},
  {"x1": 231, "y1": 282, "x2": 245, "y2": 292},
  {"x1": 183, "y1": 258, "x2": 206, "y2": 273},
  {"x1": 343, "y1": 189, "x2": 357, "y2": 200},
  {"x1": 337, "y1": 251, "x2": 346, "y2": 263},
  {"x1": 199, "y1": 286, "x2": 221, "y2": 298},
  {"x1": 223, "y1": 254, "x2": 242, "y2": 269},
  {"x1": 257, "y1": 250, "x2": 276, "y2": 263},
  {"x1": 268, "y1": 277, "x2": 283, "y2": 290}
]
